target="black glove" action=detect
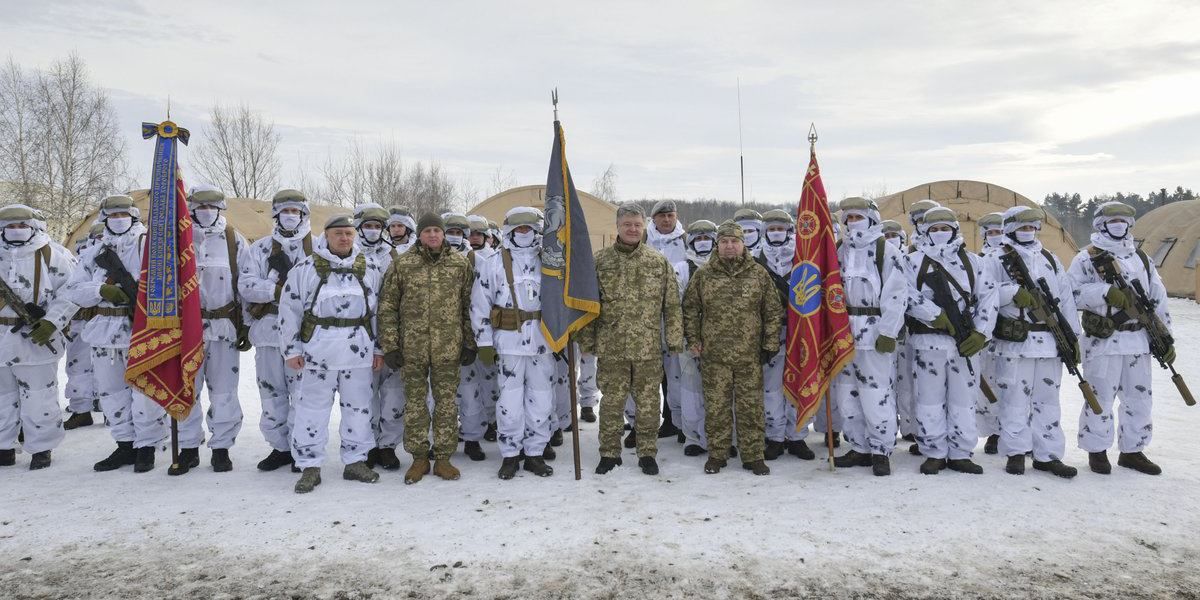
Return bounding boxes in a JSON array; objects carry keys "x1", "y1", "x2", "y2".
[
  {"x1": 759, "y1": 350, "x2": 774, "y2": 365},
  {"x1": 267, "y1": 253, "x2": 291, "y2": 278},
  {"x1": 459, "y1": 347, "x2": 477, "y2": 366},
  {"x1": 235, "y1": 326, "x2": 252, "y2": 352},
  {"x1": 24, "y1": 302, "x2": 47, "y2": 321},
  {"x1": 384, "y1": 350, "x2": 404, "y2": 370}
]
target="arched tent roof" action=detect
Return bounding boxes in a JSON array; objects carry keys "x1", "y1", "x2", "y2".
[
  {"x1": 874, "y1": 180, "x2": 1079, "y2": 264},
  {"x1": 1131, "y1": 199, "x2": 1200, "y2": 299},
  {"x1": 469, "y1": 185, "x2": 618, "y2": 250},
  {"x1": 65, "y1": 189, "x2": 347, "y2": 249}
]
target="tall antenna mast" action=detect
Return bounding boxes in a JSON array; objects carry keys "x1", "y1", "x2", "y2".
[{"x1": 737, "y1": 78, "x2": 745, "y2": 205}]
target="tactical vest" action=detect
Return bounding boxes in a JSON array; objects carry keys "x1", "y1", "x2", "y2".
[
  {"x1": 200, "y1": 226, "x2": 243, "y2": 322},
  {"x1": 992, "y1": 247, "x2": 1061, "y2": 343},
  {"x1": 1080, "y1": 245, "x2": 1152, "y2": 339},
  {"x1": 906, "y1": 247, "x2": 976, "y2": 336},
  {"x1": 247, "y1": 233, "x2": 312, "y2": 319},
  {"x1": 0, "y1": 245, "x2": 51, "y2": 327},
  {"x1": 489, "y1": 249, "x2": 542, "y2": 331},
  {"x1": 299, "y1": 253, "x2": 374, "y2": 343},
  {"x1": 836, "y1": 237, "x2": 887, "y2": 317}
]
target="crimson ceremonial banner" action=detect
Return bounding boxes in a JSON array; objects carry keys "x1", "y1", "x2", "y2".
[
  {"x1": 782, "y1": 149, "x2": 855, "y2": 427},
  {"x1": 124, "y1": 120, "x2": 204, "y2": 420}
]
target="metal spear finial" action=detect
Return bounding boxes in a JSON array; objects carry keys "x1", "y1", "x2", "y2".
[
  {"x1": 808, "y1": 123, "x2": 818, "y2": 151},
  {"x1": 552, "y1": 88, "x2": 559, "y2": 121}
]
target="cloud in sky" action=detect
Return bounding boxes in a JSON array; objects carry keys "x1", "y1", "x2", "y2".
[{"x1": 3, "y1": 0, "x2": 1199, "y2": 205}]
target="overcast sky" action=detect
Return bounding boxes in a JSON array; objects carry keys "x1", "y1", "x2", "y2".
[{"x1": 3, "y1": 0, "x2": 1199, "y2": 206}]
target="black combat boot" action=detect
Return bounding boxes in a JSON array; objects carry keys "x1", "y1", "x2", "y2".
[
  {"x1": 1033, "y1": 459, "x2": 1078, "y2": 479},
  {"x1": 833, "y1": 450, "x2": 872, "y2": 468},
  {"x1": 94, "y1": 441, "x2": 136, "y2": 472},
  {"x1": 29, "y1": 450, "x2": 52, "y2": 470},
  {"x1": 211, "y1": 449, "x2": 233, "y2": 472},
  {"x1": 946, "y1": 458, "x2": 983, "y2": 474},
  {"x1": 871, "y1": 454, "x2": 890, "y2": 477},
  {"x1": 524, "y1": 455, "x2": 554, "y2": 477},
  {"x1": 787, "y1": 440, "x2": 815, "y2": 460},
  {"x1": 704, "y1": 457, "x2": 727, "y2": 474},
  {"x1": 742, "y1": 460, "x2": 770, "y2": 476},
  {"x1": 638, "y1": 456, "x2": 659, "y2": 475},
  {"x1": 729, "y1": 446, "x2": 738, "y2": 458},
  {"x1": 657, "y1": 422, "x2": 680, "y2": 439},
  {"x1": 483, "y1": 422, "x2": 497, "y2": 442},
  {"x1": 920, "y1": 457, "x2": 946, "y2": 475},
  {"x1": 63, "y1": 411, "x2": 94, "y2": 430},
  {"x1": 580, "y1": 407, "x2": 597, "y2": 423},
  {"x1": 498, "y1": 456, "x2": 521, "y2": 480},
  {"x1": 623, "y1": 430, "x2": 637, "y2": 449},
  {"x1": 1088, "y1": 451, "x2": 1111, "y2": 475},
  {"x1": 1006, "y1": 455, "x2": 1025, "y2": 475},
  {"x1": 463, "y1": 441, "x2": 486, "y2": 462},
  {"x1": 550, "y1": 429, "x2": 564, "y2": 447},
  {"x1": 294, "y1": 467, "x2": 321, "y2": 493},
  {"x1": 984, "y1": 434, "x2": 1000, "y2": 455},
  {"x1": 900, "y1": 433, "x2": 916, "y2": 443},
  {"x1": 256, "y1": 449, "x2": 295, "y2": 472},
  {"x1": 763, "y1": 440, "x2": 785, "y2": 461},
  {"x1": 826, "y1": 431, "x2": 841, "y2": 449},
  {"x1": 133, "y1": 446, "x2": 156, "y2": 473},
  {"x1": 908, "y1": 443, "x2": 921, "y2": 456},
  {"x1": 542, "y1": 444, "x2": 556, "y2": 461},
  {"x1": 595, "y1": 456, "x2": 622, "y2": 475},
  {"x1": 167, "y1": 448, "x2": 200, "y2": 476},
  {"x1": 684, "y1": 444, "x2": 707, "y2": 456},
  {"x1": 1117, "y1": 452, "x2": 1162, "y2": 475},
  {"x1": 376, "y1": 447, "x2": 401, "y2": 471},
  {"x1": 0, "y1": 448, "x2": 15, "y2": 466},
  {"x1": 365, "y1": 447, "x2": 380, "y2": 468}
]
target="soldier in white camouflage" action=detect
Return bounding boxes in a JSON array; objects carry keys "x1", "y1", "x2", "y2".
[
  {"x1": 577, "y1": 204, "x2": 684, "y2": 476},
  {"x1": 682, "y1": 221, "x2": 784, "y2": 476}
]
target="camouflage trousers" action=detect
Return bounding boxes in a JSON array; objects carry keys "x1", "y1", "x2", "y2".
[
  {"x1": 402, "y1": 360, "x2": 460, "y2": 460},
  {"x1": 597, "y1": 357, "x2": 662, "y2": 458},
  {"x1": 702, "y1": 360, "x2": 765, "y2": 462}
]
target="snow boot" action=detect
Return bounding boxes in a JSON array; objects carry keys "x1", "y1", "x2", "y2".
[
  {"x1": 211, "y1": 449, "x2": 233, "y2": 473},
  {"x1": 63, "y1": 411, "x2": 94, "y2": 430},
  {"x1": 1117, "y1": 452, "x2": 1162, "y2": 475},
  {"x1": 133, "y1": 447, "x2": 156, "y2": 473},
  {"x1": 463, "y1": 441, "x2": 486, "y2": 462},
  {"x1": 595, "y1": 456, "x2": 622, "y2": 475},
  {"x1": 432, "y1": 458, "x2": 460, "y2": 480},
  {"x1": 29, "y1": 450, "x2": 51, "y2": 470},
  {"x1": 256, "y1": 449, "x2": 295, "y2": 472},
  {"x1": 742, "y1": 460, "x2": 770, "y2": 476},
  {"x1": 1088, "y1": 451, "x2": 1112, "y2": 475},
  {"x1": 871, "y1": 454, "x2": 891, "y2": 477},
  {"x1": 94, "y1": 442, "x2": 135, "y2": 472},
  {"x1": 405, "y1": 457, "x2": 431, "y2": 484},
  {"x1": 167, "y1": 448, "x2": 200, "y2": 476},
  {"x1": 787, "y1": 440, "x2": 815, "y2": 460},
  {"x1": 984, "y1": 434, "x2": 1000, "y2": 455},
  {"x1": 1033, "y1": 459, "x2": 1078, "y2": 479},
  {"x1": 1006, "y1": 455, "x2": 1025, "y2": 475},
  {"x1": 294, "y1": 467, "x2": 321, "y2": 493},
  {"x1": 523, "y1": 455, "x2": 553, "y2": 477},
  {"x1": 498, "y1": 456, "x2": 521, "y2": 480},
  {"x1": 920, "y1": 457, "x2": 946, "y2": 475},
  {"x1": 946, "y1": 458, "x2": 983, "y2": 474},
  {"x1": 376, "y1": 447, "x2": 401, "y2": 471},
  {"x1": 763, "y1": 440, "x2": 785, "y2": 461},
  {"x1": 343, "y1": 461, "x2": 380, "y2": 483},
  {"x1": 834, "y1": 450, "x2": 872, "y2": 468},
  {"x1": 638, "y1": 456, "x2": 659, "y2": 475}
]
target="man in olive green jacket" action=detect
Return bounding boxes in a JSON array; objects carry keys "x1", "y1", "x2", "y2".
[
  {"x1": 577, "y1": 205, "x2": 684, "y2": 476},
  {"x1": 378, "y1": 213, "x2": 476, "y2": 484},
  {"x1": 682, "y1": 221, "x2": 784, "y2": 476}
]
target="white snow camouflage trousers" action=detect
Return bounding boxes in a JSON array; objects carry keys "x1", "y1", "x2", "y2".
[
  {"x1": 0, "y1": 363, "x2": 64, "y2": 454},
  {"x1": 975, "y1": 348, "x2": 1001, "y2": 438},
  {"x1": 678, "y1": 351, "x2": 708, "y2": 449},
  {"x1": 371, "y1": 365, "x2": 406, "y2": 449},
  {"x1": 832, "y1": 348, "x2": 897, "y2": 455},
  {"x1": 93, "y1": 347, "x2": 167, "y2": 449},
  {"x1": 496, "y1": 353, "x2": 555, "y2": 458},
  {"x1": 291, "y1": 366, "x2": 375, "y2": 468},
  {"x1": 764, "y1": 346, "x2": 807, "y2": 443},
  {"x1": 64, "y1": 328, "x2": 95, "y2": 414},
  {"x1": 256, "y1": 346, "x2": 301, "y2": 453},
  {"x1": 1078, "y1": 354, "x2": 1154, "y2": 454},
  {"x1": 994, "y1": 355, "x2": 1066, "y2": 461},
  {"x1": 911, "y1": 345, "x2": 979, "y2": 460},
  {"x1": 179, "y1": 340, "x2": 244, "y2": 450}
]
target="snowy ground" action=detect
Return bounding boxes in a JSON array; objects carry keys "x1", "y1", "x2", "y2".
[{"x1": 2, "y1": 299, "x2": 1200, "y2": 599}]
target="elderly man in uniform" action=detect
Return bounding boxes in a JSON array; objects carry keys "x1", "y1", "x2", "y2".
[
  {"x1": 0, "y1": 204, "x2": 77, "y2": 469},
  {"x1": 578, "y1": 204, "x2": 683, "y2": 476},
  {"x1": 240, "y1": 189, "x2": 315, "y2": 473},
  {"x1": 170, "y1": 185, "x2": 251, "y2": 475},
  {"x1": 66, "y1": 195, "x2": 168, "y2": 472},
  {"x1": 682, "y1": 221, "x2": 783, "y2": 476},
  {"x1": 281, "y1": 214, "x2": 386, "y2": 493},
  {"x1": 379, "y1": 213, "x2": 476, "y2": 484}
]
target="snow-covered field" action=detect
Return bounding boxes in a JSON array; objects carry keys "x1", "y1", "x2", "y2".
[{"x1": 3, "y1": 299, "x2": 1199, "y2": 599}]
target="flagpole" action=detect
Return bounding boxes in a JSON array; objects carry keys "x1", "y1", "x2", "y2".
[
  {"x1": 808, "y1": 123, "x2": 836, "y2": 472},
  {"x1": 552, "y1": 87, "x2": 583, "y2": 480},
  {"x1": 738, "y1": 78, "x2": 745, "y2": 206}
]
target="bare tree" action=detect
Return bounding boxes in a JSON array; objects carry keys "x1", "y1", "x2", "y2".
[
  {"x1": 0, "y1": 54, "x2": 129, "y2": 241},
  {"x1": 302, "y1": 138, "x2": 468, "y2": 213},
  {"x1": 488, "y1": 165, "x2": 517, "y2": 197},
  {"x1": 590, "y1": 163, "x2": 619, "y2": 203},
  {"x1": 191, "y1": 102, "x2": 281, "y2": 200}
]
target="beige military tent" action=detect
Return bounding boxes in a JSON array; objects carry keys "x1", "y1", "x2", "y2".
[
  {"x1": 1131, "y1": 199, "x2": 1200, "y2": 299},
  {"x1": 64, "y1": 189, "x2": 347, "y2": 249},
  {"x1": 874, "y1": 180, "x2": 1079, "y2": 264},
  {"x1": 468, "y1": 185, "x2": 618, "y2": 250}
]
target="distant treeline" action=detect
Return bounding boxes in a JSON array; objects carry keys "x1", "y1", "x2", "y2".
[
  {"x1": 618, "y1": 198, "x2": 794, "y2": 226},
  {"x1": 1043, "y1": 186, "x2": 1196, "y2": 246}
]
